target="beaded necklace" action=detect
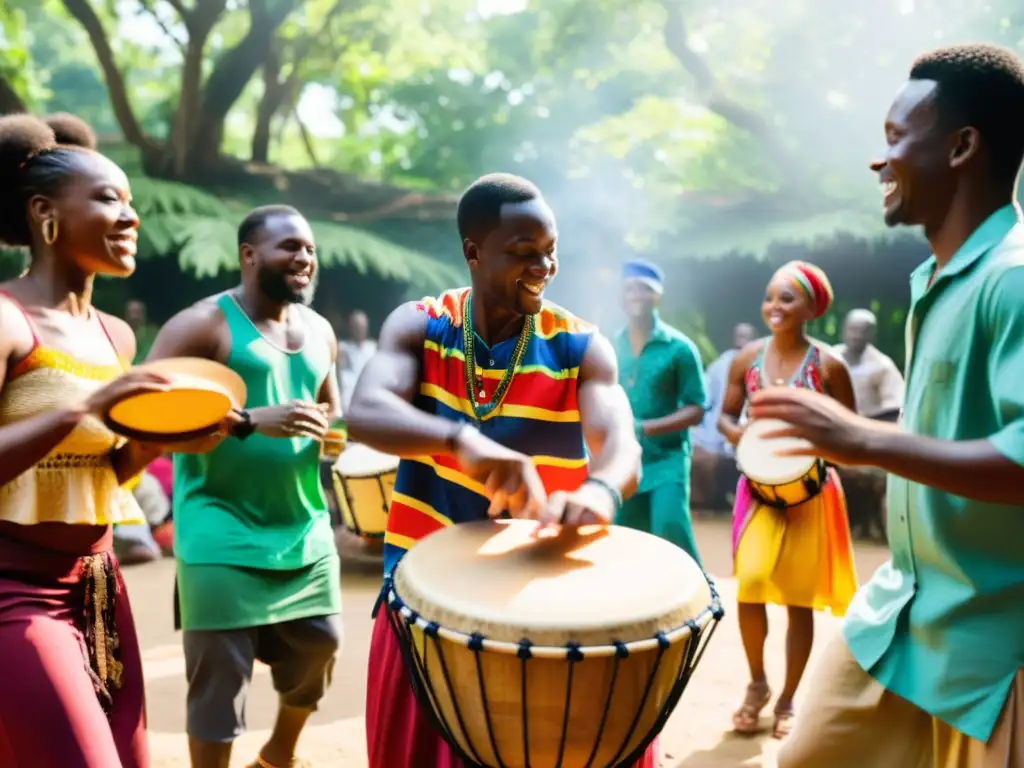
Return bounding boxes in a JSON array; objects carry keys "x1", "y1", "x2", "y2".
[{"x1": 461, "y1": 291, "x2": 534, "y2": 420}]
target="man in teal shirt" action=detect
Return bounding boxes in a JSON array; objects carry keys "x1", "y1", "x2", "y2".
[
  {"x1": 753, "y1": 45, "x2": 1024, "y2": 766},
  {"x1": 613, "y1": 259, "x2": 707, "y2": 565}
]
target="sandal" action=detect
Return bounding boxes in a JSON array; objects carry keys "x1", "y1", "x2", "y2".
[
  {"x1": 772, "y1": 702, "x2": 795, "y2": 739},
  {"x1": 248, "y1": 758, "x2": 312, "y2": 768},
  {"x1": 732, "y1": 680, "x2": 771, "y2": 734}
]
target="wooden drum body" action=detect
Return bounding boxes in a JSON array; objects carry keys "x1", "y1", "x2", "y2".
[
  {"x1": 385, "y1": 520, "x2": 723, "y2": 768},
  {"x1": 736, "y1": 418, "x2": 826, "y2": 509},
  {"x1": 331, "y1": 443, "x2": 399, "y2": 539}
]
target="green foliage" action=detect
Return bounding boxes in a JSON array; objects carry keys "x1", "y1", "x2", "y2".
[{"x1": 126, "y1": 175, "x2": 463, "y2": 288}]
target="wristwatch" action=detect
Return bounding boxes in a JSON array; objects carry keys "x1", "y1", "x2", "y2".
[{"x1": 232, "y1": 409, "x2": 255, "y2": 441}]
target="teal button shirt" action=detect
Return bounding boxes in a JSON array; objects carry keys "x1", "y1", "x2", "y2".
[
  {"x1": 614, "y1": 313, "x2": 707, "y2": 493},
  {"x1": 842, "y1": 204, "x2": 1024, "y2": 742}
]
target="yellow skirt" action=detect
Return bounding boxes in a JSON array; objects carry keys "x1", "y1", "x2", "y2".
[{"x1": 732, "y1": 468, "x2": 858, "y2": 615}]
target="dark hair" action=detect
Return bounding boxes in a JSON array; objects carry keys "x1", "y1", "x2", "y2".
[
  {"x1": 0, "y1": 114, "x2": 97, "y2": 247},
  {"x1": 43, "y1": 113, "x2": 97, "y2": 150},
  {"x1": 910, "y1": 43, "x2": 1024, "y2": 181},
  {"x1": 456, "y1": 173, "x2": 542, "y2": 241},
  {"x1": 237, "y1": 204, "x2": 303, "y2": 248}
]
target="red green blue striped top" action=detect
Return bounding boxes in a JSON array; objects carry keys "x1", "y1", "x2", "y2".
[{"x1": 382, "y1": 288, "x2": 594, "y2": 575}]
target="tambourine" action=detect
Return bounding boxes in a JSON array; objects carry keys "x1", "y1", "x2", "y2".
[{"x1": 103, "y1": 357, "x2": 246, "y2": 443}]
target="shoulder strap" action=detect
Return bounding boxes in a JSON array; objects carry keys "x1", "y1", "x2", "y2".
[
  {"x1": 93, "y1": 311, "x2": 127, "y2": 369},
  {"x1": 0, "y1": 289, "x2": 42, "y2": 349}
]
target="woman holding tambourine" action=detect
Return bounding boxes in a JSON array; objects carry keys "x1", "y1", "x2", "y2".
[
  {"x1": 718, "y1": 260, "x2": 858, "y2": 740},
  {"x1": 0, "y1": 114, "x2": 177, "y2": 766}
]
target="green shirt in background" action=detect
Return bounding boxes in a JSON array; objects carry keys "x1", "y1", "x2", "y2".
[
  {"x1": 843, "y1": 204, "x2": 1024, "y2": 742},
  {"x1": 614, "y1": 312, "x2": 707, "y2": 493},
  {"x1": 173, "y1": 293, "x2": 340, "y2": 630}
]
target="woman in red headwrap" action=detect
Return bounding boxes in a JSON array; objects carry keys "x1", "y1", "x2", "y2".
[{"x1": 717, "y1": 261, "x2": 858, "y2": 740}]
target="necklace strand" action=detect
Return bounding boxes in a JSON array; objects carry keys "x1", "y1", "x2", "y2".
[{"x1": 462, "y1": 291, "x2": 533, "y2": 420}]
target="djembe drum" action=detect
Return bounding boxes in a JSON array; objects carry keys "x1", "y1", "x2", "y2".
[
  {"x1": 331, "y1": 443, "x2": 399, "y2": 540},
  {"x1": 736, "y1": 417, "x2": 825, "y2": 509},
  {"x1": 385, "y1": 519, "x2": 723, "y2": 768}
]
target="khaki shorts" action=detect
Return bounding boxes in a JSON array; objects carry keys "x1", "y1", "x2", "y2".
[{"x1": 779, "y1": 634, "x2": 1024, "y2": 768}]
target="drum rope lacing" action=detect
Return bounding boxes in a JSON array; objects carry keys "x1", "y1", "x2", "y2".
[
  {"x1": 385, "y1": 574, "x2": 725, "y2": 768},
  {"x1": 462, "y1": 291, "x2": 534, "y2": 421}
]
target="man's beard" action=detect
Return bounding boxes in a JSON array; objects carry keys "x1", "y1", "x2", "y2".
[{"x1": 257, "y1": 265, "x2": 317, "y2": 306}]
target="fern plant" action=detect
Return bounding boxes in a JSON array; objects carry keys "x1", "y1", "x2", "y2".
[{"x1": 129, "y1": 176, "x2": 464, "y2": 289}]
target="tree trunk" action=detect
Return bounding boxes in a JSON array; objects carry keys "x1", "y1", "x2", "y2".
[
  {"x1": 252, "y1": 48, "x2": 286, "y2": 164},
  {"x1": 0, "y1": 74, "x2": 26, "y2": 115},
  {"x1": 185, "y1": 0, "x2": 300, "y2": 177}
]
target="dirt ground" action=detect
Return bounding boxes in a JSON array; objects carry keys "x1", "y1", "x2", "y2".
[{"x1": 130, "y1": 517, "x2": 890, "y2": 768}]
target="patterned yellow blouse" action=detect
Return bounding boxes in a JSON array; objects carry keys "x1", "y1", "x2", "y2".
[{"x1": 0, "y1": 300, "x2": 143, "y2": 527}]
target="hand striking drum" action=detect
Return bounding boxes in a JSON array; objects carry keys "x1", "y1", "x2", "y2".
[{"x1": 347, "y1": 174, "x2": 721, "y2": 768}]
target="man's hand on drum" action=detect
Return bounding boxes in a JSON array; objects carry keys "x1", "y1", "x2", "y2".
[
  {"x1": 539, "y1": 482, "x2": 616, "y2": 527},
  {"x1": 452, "y1": 426, "x2": 547, "y2": 519},
  {"x1": 749, "y1": 387, "x2": 883, "y2": 466},
  {"x1": 250, "y1": 400, "x2": 331, "y2": 440}
]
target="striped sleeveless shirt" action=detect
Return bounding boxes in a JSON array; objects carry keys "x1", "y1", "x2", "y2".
[{"x1": 382, "y1": 288, "x2": 594, "y2": 576}]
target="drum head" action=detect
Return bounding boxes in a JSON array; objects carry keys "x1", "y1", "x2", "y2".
[
  {"x1": 736, "y1": 417, "x2": 817, "y2": 485},
  {"x1": 334, "y1": 442, "x2": 400, "y2": 477},
  {"x1": 104, "y1": 357, "x2": 246, "y2": 441},
  {"x1": 394, "y1": 520, "x2": 711, "y2": 648}
]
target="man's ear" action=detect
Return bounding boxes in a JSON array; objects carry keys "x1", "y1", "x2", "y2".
[
  {"x1": 239, "y1": 243, "x2": 255, "y2": 267},
  {"x1": 463, "y1": 238, "x2": 479, "y2": 268},
  {"x1": 948, "y1": 126, "x2": 981, "y2": 170}
]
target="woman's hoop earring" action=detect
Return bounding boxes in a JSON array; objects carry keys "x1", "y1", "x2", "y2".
[{"x1": 42, "y1": 218, "x2": 59, "y2": 245}]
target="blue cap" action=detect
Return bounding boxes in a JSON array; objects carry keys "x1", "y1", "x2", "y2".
[{"x1": 622, "y1": 259, "x2": 664, "y2": 295}]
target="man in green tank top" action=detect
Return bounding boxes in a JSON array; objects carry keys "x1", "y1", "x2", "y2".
[{"x1": 148, "y1": 205, "x2": 342, "y2": 768}]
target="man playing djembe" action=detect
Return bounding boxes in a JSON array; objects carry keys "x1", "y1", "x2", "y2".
[{"x1": 345, "y1": 173, "x2": 656, "y2": 767}]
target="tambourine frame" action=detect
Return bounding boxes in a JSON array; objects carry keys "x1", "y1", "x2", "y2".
[
  {"x1": 384, "y1": 573, "x2": 724, "y2": 768},
  {"x1": 101, "y1": 418, "x2": 223, "y2": 444},
  {"x1": 102, "y1": 387, "x2": 230, "y2": 444}
]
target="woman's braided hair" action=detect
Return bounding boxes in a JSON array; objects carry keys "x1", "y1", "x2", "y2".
[{"x1": 0, "y1": 112, "x2": 97, "y2": 247}]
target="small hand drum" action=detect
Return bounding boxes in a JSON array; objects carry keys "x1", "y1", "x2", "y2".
[
  {"x1": 103, "y1": 357, "x2": 246, "y2": 443},
  {"x1": 736, "y1": 417, "x2": 825, "y2": 509},
  {"x1": 331, "y1": 442, "x2": 400, "y2": 540},
  {"x1": 385, "y1": 520, "x2": 723, "y2": 768}
]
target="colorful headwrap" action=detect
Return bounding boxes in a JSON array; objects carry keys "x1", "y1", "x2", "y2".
[
  {"x1": 774, "y1": 260, "x2": 834, "y2": 319},
  {"x1": 622, "y1": 259, "x2": 664, "y2": 295}
]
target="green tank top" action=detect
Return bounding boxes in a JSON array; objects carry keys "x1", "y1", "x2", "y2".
[{"x1": 173, "y1": 293, "x2": 336, "y2": 570}]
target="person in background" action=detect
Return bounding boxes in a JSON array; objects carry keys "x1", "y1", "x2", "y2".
[
  {"x1": 338, "y1": 309, "x2": 377, "y2": 412},
  {"x1": 834, "y1": 308, "x2": 905, "y2": 420},
  {"x1": 114, "y1": 469, "x2": 171, "y2": 565},
  {"x1": 614, "y1": 259, "x2": 707, "y2": 565},
  {"x1": 692, "y1": 322, "x2": 756, "y2": 512},
  {"x1": 721, "y1": 260, "x2": 858, "y2": 740},
  {"x1": 125, "y1": 298, "x2": 158, "y2": 362}
]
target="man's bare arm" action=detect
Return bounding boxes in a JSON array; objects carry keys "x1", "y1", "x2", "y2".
[
  {"x1": 345, "y1": 301, "x2": 463, "y2": 457},
  {"x1": 145, "y1": 299, "x2": 227, "y2": 363},
  {"x1": 578, "y1": 333, "x2": 642, "y2": 500}
]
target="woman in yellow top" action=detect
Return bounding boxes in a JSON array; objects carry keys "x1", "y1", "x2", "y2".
[
  {"x1": 718, "y1": 261, "x2": 858, "y2": 740},
  {"x1": 0, "y1": 113, "x2": 179, "y2": 767}
]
